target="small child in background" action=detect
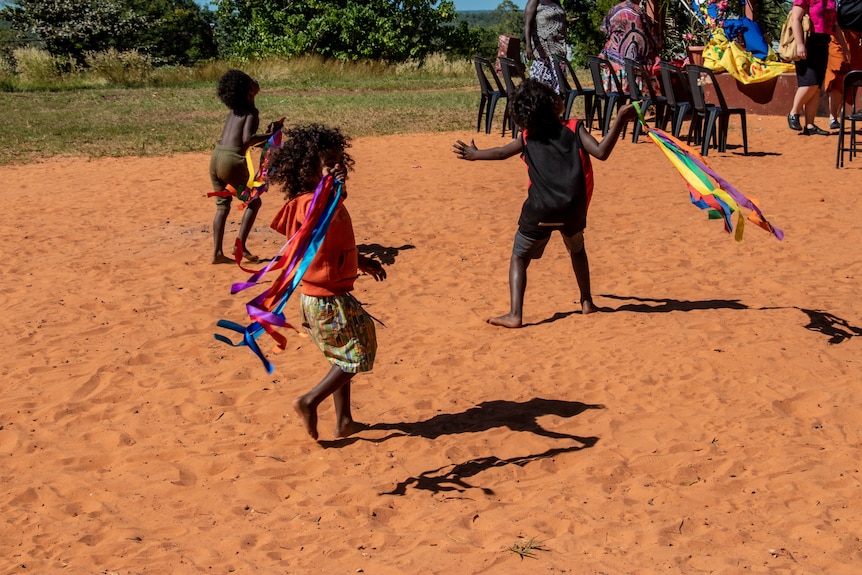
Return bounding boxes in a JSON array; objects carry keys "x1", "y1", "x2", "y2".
[
  {"x1": 209, "y1": 69, "x2": 281, "y2": 264},
  {"x1": 453, "y1": 78, "x2": 636, "y2": 328},
  {"x1": 267, "y1": 124, "x2": 387, "y2": 441}
]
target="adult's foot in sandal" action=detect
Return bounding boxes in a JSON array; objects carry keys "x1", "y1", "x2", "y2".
[
  {"x1": 803, "y1": 124, "x2": 830, "y2": 136},
  {"x1": 787, "y1": 114, "x2": 802, "y2": 131}
]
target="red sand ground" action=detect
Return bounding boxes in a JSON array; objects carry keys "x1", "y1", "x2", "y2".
[{"x1": 2, "y1": 115, "x2": 861, "y2": 574}]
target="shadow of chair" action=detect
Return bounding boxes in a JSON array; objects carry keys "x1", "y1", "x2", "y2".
[
  {"x1": 658, "y1": 60, "x2": 693, "y2": 139},
  {"x1": 624, "y1": 58, "x2": 667, "y2": 143},
  {"x1": 551, "y1": 54, "x2": 596, "y2": 125},
  {"x1": 473, "y1": 55, "x2": 507, "y2": 134},
  {"x1": 587, "y1": 55, "x2": 629, "y2": 135},
  {"x1": 836, "y1": 69, "x2": 862, "y2": 168},
  {"x1": 685, "y1": 64, "x2": 748, "y2": 156},
  {"x1": 498, "y1": 56, "x2": 523, "y2": 138}
]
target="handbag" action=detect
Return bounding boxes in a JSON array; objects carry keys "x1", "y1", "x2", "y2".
[{"x1": 778, "y1": 11, "x2": 811, "y2": 62}]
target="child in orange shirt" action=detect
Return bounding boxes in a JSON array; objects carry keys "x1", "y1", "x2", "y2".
[{"x1": 267, "y1": 124, "x2": 386, "y2": 440}]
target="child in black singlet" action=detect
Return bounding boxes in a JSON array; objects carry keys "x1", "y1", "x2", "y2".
[{"x1": 453, "y1": 78, "x2": 635, "y2": 327}]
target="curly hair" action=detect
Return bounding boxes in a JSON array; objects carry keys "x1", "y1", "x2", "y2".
[
  {"x1": 511, "y1": 79, "x2": 565, "y2": 140},
  {"x1": 217, "y1": 69, "x2": 258, "y2": 114},
  {"x1": 268, "y1": 124, "x2": 355, "y2": 200}
]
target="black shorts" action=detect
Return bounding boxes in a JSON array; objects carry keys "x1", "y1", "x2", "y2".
[
  {"x1": 795, "y1": 33, "x2": 831, "y2": 87},
  {"x1": 512, "y1": 227, "x2": 585, "y2": 260}
]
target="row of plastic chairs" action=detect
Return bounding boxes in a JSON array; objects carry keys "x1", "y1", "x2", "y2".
[{"x1": 473, "y1": 54, "x2": 748, "y2": 156}]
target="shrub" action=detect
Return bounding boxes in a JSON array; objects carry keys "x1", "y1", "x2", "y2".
[
  {"x1": 13, "y1": 47, "x2": 61, "y2": 85},
  {"x1": 85, "y1": 49, "x2": 154, "y2": 86}
]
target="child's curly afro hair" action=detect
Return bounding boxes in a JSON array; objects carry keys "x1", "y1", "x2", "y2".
[
  {"x1": 217, "y1": 69, "x2": 258, "y2": 113},
  {"x1": 511, "y1": 78, "x2": 564, "y2": 140},
  {"x1": 268, "y1": 124, "x2": 355, "y2": 200}
]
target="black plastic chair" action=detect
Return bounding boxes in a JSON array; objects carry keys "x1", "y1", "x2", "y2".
[
  {"x1": 685, "y1": 64, "x2": 748, "y2": 156},
  {"x1": 658, "y1": 60, "x2": 693, "y2": 139},
  {"x1": 498, "y1": 56, "x2": 522, "y2": 138},
  {"x1": 551, "y1": 54, "x2": 596, "y2": 125},
  {"x1": 587, "y1": 55, "x2": 629, "y2": 136},
  {"x1": 473, "y1": 56, "x2": 506, "y2": 134},
  {"x1": 836, "y1": 69, "x2": 862, "y2": 168},
  {"x1": 624, "y1": 58, "x2": 667, "y2": 143}
]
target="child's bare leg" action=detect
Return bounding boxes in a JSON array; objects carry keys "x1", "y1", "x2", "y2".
[
  {"x1": 237, "y1": 197, "x2": 261, "y2": 260},
  {"x1": 293, "y1": 364, "x2": 355, "y2": 440},
  {"x1": 212, "y1": 206, "x2": 233, "y2": 264},
  {"x1": 332, "y1": 380, "x2": 366, "y2": 438},
  {"x1": 488, "y1": 253, "x2": 529, "y2": 328},
  {"x1": 570, "y1": 246, "x2": 596, "y2": 314}
]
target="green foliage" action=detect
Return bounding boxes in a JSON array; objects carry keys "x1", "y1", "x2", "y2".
[
  {"x1": 457, "y1": 0, "x2": 524, "y2": 59},
  {"x1": 1, "y1": 0, "x2": 145, "y2": 62},
  {"x1": 0, "y1": 0, "x2": 216, "y2": 66},
  {"x1": 85, "y1": 48, "x2": 154, "y2": 86},
  {"x1": 12, "y1": 46, "x2": 60, "y2": 84},
  {"x1": 213, "y1": 0, "x2": 479, "y2": 62},
  {"x1": 562, "y1": 0, "x2": 616, "y2": 66},
  {"x1": 126, "y1": 0, "x2": 218, "y2": 66}
]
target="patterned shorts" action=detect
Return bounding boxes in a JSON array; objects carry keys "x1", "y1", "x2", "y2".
[{"x1": 300, "y1": 293, "x2": 377, "y2": 373}]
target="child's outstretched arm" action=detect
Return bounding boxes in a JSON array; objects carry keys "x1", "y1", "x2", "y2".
[
  {"x1": 453, "y1": 138, "x2": 523, "y2": 161},
  {"x1": 579, "y1": 103, "x2": 638, "y2": 161}
]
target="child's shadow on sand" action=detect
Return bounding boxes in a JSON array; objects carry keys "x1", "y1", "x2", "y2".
[
  {"x1": 358, "y1": 243, "x2": 415, "y2": 265},
  {"x1": 320, "y1": 398, "x2": 603, "y2": 495}
]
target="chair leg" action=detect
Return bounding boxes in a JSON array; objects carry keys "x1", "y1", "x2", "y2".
[
  {"x1": 717, "y1": 115, "x2": 728, "y2": 152},
  {"x1": 477, "y1": 95, "x2": 487, "y2": 132},
  {"x1": 740, "y1": 113, "x2": 748, "y2": 155},
  {"x1": 584, "y1": 95, "x2": 595, "y2": 131},
  {"x1": 487, "y1": 94, "x2": 501, "y2": 134},
  {"x1": 602, "y1": 95, "x2": 617, "y2": 136},
  {"x1": 837, "y1": 112, "x2": 844, "y2": 168},
  {"x1": 656, "y1": 103, "x2": 668, "y2": 131}
]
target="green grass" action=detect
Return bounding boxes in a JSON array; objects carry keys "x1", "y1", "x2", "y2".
[
  {"x1": 0, "y1": 54, "x2": 594, "y2": 165},
  {"x1": 0, "y1": 84, "x2": 481, "y2": 165}
]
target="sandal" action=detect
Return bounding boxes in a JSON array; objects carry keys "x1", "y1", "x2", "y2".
[{"x1": 787, "y1": 114, "x2": 802, "y2": 131}]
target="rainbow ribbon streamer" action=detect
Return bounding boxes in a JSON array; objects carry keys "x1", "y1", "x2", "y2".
[
  {"x1": 633, "y1": 102, "x2": 783, "y2": 242},
  {"x1": 215, "y1": 175, "x2": 343, "y2": 373}
]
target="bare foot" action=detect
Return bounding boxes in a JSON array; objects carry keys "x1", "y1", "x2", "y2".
[
  {"x1": 486, "y1": 313, "x2": 522, "y2": 328},
  {"x1": 335, "y1": 420, "x2": 368, "y2": 438},
  {"x1": 581, "y1": 299, "x2": 597, "y2": 315},
  {"x1": 242, "y1": 251, "x2": 259, "y2": 263},
  {"x1": 292, "y1": 397, "x2": 318, "y2": 440},
  {"x1": 212, "y1": 254, "x2": 234, "y2": 265}
]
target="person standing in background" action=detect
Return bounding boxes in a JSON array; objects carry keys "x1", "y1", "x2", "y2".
[{"x1": 524, "y1": 0, "x2": 568, "y2": 93}]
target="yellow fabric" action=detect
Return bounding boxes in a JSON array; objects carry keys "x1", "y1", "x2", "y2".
[{"x1": 702, "y1": 29, "x2": 795, "y2": 84}]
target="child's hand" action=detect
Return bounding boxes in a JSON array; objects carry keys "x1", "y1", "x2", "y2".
[
  {"x1": 359, "y1": 256, "x2": 386, "y2": 281},
  {"x1": 324, "y1": 162, "x2": 348, "y2": 182},
  {"x1": 618, "y1": 103, "x2": 638, "y2": 122},
  {"x1": 452, "y1": 139, "x2": 479, "y2": 161}
]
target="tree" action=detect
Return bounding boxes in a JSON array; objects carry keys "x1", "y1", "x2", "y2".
[
  {"x1": 0, "y1": 0, "x2": 144, "y2": 61},
  {"x1": 127, "y1": 0, "x2": 217, "y2": 65},
  {"x1": 0, "y1": 0, "x2": 217, "y2": 65},
  {"x1": 213, "y1": 0, "x2": 479, "y2": 62}
]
